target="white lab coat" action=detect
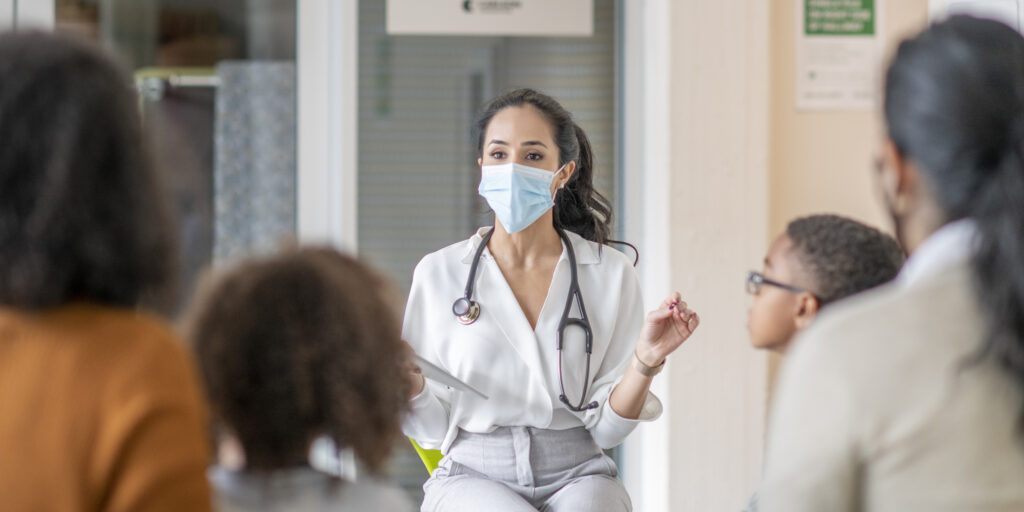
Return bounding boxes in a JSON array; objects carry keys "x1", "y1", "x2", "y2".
[{"x1": 402, "y1": 227, "x2": 662, "y2": 453}]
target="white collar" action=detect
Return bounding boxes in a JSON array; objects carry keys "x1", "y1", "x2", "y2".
[
  {"x1": 899, "y1": 219, "x2": 979, "y2": 286},
  {"x1": 459, "y1": 226, "x2": 600, "y2": 265}
]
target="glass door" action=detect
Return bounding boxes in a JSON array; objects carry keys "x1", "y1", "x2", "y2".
[{"x1": 55, "y1": 0, "x2": 299, "y2": 314}]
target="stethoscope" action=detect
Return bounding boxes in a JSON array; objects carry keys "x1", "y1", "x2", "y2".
[{"x1": 452, "y1": 227, "x2": 599, "y2": 412}]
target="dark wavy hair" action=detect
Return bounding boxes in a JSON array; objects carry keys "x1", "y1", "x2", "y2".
[
  {"x1": 0, "y1": 31, "x2": 176, "y2": 310},
  {"x1": 885, "y1": 15, "x2": 1024, "y2": 431},
  {"x1": 184, "y1": 247, "x2": 410, "y2": 474},
  {"x1": 786, "y1": 215, "x2": 904, "y2": 307},
  {"x1": 474, "y1": 88, "x2": 614, "y2": 245}
]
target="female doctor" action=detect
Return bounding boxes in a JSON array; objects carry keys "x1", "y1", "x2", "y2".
[{"x1": 403, "y1": 89, "x2": 699, "y2": 512}]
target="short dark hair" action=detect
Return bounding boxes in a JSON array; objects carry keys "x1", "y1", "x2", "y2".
[
  {"x1": 0, "y1": 31, "x2": 176, "y2": 310},
  {"x1": 185, "y1": 247, "x2": 410, "y2": 474},
  {"x1": 786, "y1": 214, "x2": 905, "y2": 307}
]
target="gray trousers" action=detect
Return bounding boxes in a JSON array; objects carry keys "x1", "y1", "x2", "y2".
[{"x1": 422, "y1": 426, "x2": 631, "y2": 512}]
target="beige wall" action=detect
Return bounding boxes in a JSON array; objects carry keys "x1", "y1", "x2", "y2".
[
  {"x1": 652, "y1": 1, "x2": 772, "y2": 510},
  {"x1": 769, "y1": 0, "x2": 930, "y2": 236},
  {"x1": 636, "y1": 1, "x2": 932, "y2": 510},
  {"x1": 766, "y1": 0, "x2": 930, "y2": 385}
]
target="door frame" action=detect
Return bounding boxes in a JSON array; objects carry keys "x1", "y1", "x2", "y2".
[
  {"x1": 619, "y1": 0, "x2": 673, "y2": 511},
  {"x1": 297, "y1": 0, "x2": 359, "y2": 251}
]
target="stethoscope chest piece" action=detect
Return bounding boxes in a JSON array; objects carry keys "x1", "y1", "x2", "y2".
[
  {"x1": 452, "y1": 228, "x2": 495, "y2": 326},
  {"x1": 453, "y1": 297, "x2": 481, "y2": 325},
  {"x1": 453, "y1": 226, "x2": 598, "y2": 412}
]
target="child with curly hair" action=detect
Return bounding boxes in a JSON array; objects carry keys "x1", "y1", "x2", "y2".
[{"x1": 185, "y1": 247, "x2": 414, "y2": 511}]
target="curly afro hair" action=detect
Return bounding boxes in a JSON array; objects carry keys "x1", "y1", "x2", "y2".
[{"x1": 184, "y1": 247, "x2": 410, "y2": 474}]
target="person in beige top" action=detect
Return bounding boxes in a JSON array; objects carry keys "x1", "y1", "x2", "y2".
[
  {"x1": 761, "y1": 16, "x2": 1024, "y2": 511},
  {"x1": 742, "y1": 215, "x2": 904, "y2": 512}
]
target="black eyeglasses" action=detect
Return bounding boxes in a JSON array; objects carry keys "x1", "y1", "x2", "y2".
[{"x1": 745, "y1": 271, "x2": 806, "y2": 295}]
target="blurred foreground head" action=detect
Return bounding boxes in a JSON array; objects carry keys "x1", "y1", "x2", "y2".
[
  {"x1": 0, "y1": 31, "x2": 175, "y2": 311},
  {"x1": 884, "y1": 15, "x2": 1024, "y2": 430},
  {"x1": 185, "y1": 247, "x2": 410, "y2": 474}
]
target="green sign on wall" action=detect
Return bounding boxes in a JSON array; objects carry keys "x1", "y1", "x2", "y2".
[{"x1": 805, "y1": 0, "x2": 875, "y2": 36}]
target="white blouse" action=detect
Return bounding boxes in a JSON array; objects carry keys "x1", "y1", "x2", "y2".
[{"x1": 402, "y1": 227, "x2": 662, "y2": 453}]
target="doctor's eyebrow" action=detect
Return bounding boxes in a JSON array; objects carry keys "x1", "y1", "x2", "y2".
[{"x1": 487, "y1": 139, "x2": 549, "y2": 149}]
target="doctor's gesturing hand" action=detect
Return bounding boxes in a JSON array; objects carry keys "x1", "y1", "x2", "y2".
[
  {"x1": 608, "y1": 291, "x2": 699, "y2": 419},
  {"x1": 639, "y1": 292, "x2": 700, "y2": 366}
]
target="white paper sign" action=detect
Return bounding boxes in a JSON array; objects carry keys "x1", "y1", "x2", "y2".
[
  {"x1": 387, "y1": 0, "x2": 593, "y2": 36},
  {"x1": 796, "y1": 0, "x2": 883, "y2": 111}
]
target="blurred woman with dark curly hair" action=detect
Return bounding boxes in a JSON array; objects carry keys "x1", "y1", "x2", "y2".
[{"x1": 185, "y1": 247, "x2": 414, "y2": 512}]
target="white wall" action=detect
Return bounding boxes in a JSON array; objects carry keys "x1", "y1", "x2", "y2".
[
  {"x1": 15, "y1": 1, "x2": 53, "y2": 29},
  {"x1": 623, "y1": 1, "x2": 772, "y2": 510},
  {"x1": 0, "y1": 0, "x2": 54, "y2": 30},
  {"x1": 0, "y1": 0, "x2": 13, "y2": 30}
]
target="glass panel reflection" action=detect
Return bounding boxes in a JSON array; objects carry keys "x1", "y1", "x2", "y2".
[{"x1": 56, "y1": 0, "x2": 297, "y2": 314}]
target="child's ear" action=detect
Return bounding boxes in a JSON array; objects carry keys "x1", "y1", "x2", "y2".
[{"x1": 794, "y1": 292, "x2": 820, "y2": 329}]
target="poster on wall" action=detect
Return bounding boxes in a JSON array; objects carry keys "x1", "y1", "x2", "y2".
[
  {"x1": 387, "y1": 0, "x2": 593, "y2": 36},
  {"x1": 796, "y1": 0, "x2": 883, "y2": 111}
]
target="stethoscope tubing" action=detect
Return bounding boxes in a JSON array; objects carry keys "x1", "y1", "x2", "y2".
[{"x1": 453, "y1": 226, "x2": 598, "y2": 412}]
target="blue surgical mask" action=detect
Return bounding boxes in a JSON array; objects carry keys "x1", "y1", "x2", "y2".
[{"x1": 478, "y1": 162, "x2": 565, "y2": 234}]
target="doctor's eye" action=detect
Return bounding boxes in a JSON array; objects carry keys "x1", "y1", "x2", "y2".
[
  {"x1": 489, "y1": 150, "x2": 507, "y2": 160},
  {"x1": 525, "y1": 152, "x2": 543, "y2": 161}
]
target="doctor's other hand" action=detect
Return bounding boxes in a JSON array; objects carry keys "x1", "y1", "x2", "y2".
[
  {"x1": 637, "y1": 292, "x2": 700, "y2": 368},
  {"x1": 403, "y1": 340, "x2": 426, "y2": 399}
]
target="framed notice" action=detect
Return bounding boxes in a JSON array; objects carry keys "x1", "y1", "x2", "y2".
[
  {"x1": 796, "y1": 0, "x2": 883, "y2": 111},
  {"x1": 387, "y1": 0, "x2": 593, "y2": 36}
]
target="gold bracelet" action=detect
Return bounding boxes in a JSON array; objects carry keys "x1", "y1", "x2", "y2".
[{"x1": 632, "y1": 350, "x2": 665, "y2": 377}]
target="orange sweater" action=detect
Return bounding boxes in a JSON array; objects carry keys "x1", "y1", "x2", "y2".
[{"x1": 0, "y1": 304, "x2": 213, "y2": 512}]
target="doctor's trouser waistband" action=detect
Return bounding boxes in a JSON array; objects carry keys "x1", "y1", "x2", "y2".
[{"x1": 443, "y1": 426, "x2": 616, "y2": 488}]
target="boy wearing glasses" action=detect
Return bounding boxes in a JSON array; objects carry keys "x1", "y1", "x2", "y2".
[
  {"x1": 746, "y1": 214, "x2": 904, "y2": 353},
  {"x1": 741, "y1": 214, "x2": 904, "y2": 512}
]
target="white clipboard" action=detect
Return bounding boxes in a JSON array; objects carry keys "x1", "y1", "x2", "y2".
[{"x1": 412, "y1": 354, "x2": 489, "y2": 400}]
